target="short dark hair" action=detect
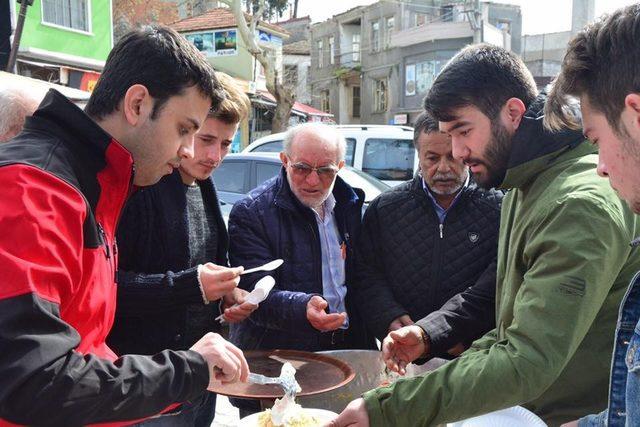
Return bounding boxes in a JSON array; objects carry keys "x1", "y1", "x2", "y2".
[
  {"x1": 86, "y1": 25, "x2": 224, "y2": 120},
  {"x1": 424, "y1": 44, "x2": 538, "y2": 122},
  {"x1": 545, "y1": 4, "x2": 640, "y2": 133},
  {"x1": 412, "y1": 111, "x2": 439, "y2": 150}
]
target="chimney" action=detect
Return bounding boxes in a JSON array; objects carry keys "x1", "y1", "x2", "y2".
[{"x1": 571, "y1": 0, "x2": 595, "y2": 34}]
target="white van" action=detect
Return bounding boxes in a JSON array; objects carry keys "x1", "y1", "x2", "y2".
[{"x1": 243, "y1": 125, "x2": 417, "y2": 186}]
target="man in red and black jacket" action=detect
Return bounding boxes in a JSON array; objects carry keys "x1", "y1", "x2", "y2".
[{"x1": 0, "y1": 26, "x2": 248, "y2": 426}]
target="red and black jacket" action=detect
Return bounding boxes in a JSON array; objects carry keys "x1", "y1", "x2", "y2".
[{"x1": 0, "y1": 90, "x2": 208, "y2": 426}]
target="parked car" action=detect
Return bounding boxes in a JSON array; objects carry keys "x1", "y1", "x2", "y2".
[
  {"x1": 242, "y1": 125, "x2": 416, "y2": 186},
  {"x1": 214, "y1": 152, "x2": 390, "y2": 220}
]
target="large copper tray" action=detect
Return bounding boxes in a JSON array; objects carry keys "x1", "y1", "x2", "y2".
[{"x1": 210, "y1": 349, "x2": 355, "y2": 399}]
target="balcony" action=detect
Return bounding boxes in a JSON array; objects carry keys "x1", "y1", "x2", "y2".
[{"x1": 390, "y1": 21, "x2": 473, "y2": 48}]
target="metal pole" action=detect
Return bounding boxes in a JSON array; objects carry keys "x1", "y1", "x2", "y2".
[
  {"x1": 6, "y1": 0, "x2": 30, "y2": 73},
  {"x1": 473, "y1": 0, "x2": 481, "y2": 44}
]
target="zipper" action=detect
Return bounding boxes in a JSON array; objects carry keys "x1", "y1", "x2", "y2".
[
  {"x1": 113, "y1": 163, "x2": 135, "y2": 234},
  {"x1": 307, "y1": 222, "x2": 322, "y2": 291},
  {"x1": 439, "y1": 223, "x2": 444, "y2": 239},
  {"x1": 98, "y1": 222, "x2": 110, "y2": 259}
]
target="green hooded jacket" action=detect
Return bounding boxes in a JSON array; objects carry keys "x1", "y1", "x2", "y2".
[{"x1": 363, "y1": 96, "x2": 640, "y2": 426}]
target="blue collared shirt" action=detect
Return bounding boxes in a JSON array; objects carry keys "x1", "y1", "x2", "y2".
[
  {"x1": 422, "y1": 175, "x2": 469, "y2": 224},
  {"x1": 312, "y1": 193, "x2": 349, "y2": 329}
]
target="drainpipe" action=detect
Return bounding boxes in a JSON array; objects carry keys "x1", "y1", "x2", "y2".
[{"x1": 6, "y1": 0, "x2": 32, "y2": 73}]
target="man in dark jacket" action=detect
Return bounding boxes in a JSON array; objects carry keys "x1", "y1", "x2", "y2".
[
  {"x1": 0, "y1": 26, "x2": 248, "y2": 427},
  {"x1": 228, "y1": 123, "x2": 374, "y2": 353},
  {"x1": 354, "y1": 111, "x2": 502, "y2": 354},
  {"x1": 107, "y1": 73, "x2": 254, "y2": 427}
]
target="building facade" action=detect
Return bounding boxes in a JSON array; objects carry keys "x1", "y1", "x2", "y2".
[
  {"x1": 4, "y1": 0, "x2": 112, "y2": 90},
  {"x1": 521, "y1": 0, "x2": 594, "y2": 89},
  {"x1": 309, "y1": 0, "x2": 521, "y2": 126}
]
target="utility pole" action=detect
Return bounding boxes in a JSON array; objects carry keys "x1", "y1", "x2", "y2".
[
  {"x1": 6, "y1": 0, "x2": 32, "y2": 73},
  {"x1": 473, "y1": 0, "x2": 481, "y2": 44}
]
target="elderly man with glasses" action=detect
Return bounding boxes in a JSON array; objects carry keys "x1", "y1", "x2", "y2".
[
  {"x1": 227, "y1": 122, "x2": 375, "y2": 415},
  {"x1": 228, "y1": 122, "x2": 375, "y2": 354}
]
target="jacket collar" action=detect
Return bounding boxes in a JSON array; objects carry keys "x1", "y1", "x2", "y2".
[
  {"x1": 24, "y1": 90, "x2": 134, "y2": 226},
  {"x1": 273, "y1": 166, "x2": 361, "y2": 214},
  {"x1": 499, "y1": 93, "x2": 590, "y2": 190},
  {"x1": 29, "y1": 89, "x2": 119, "y2": 161}
]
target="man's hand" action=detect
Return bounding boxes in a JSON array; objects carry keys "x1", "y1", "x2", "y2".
[
  {"x1": 324, "y1": 398, "x2": 370, "y2": 427},
  {"x1": 306, "y1": 296, "x2": 346, "y2": 332},
  {"x1": 388, "y1": 314, "x2": 414, "y2": 332},
  {"x1": 199, "y1": 263, "x2": 243, "y2": 302},
  {"x1": 190, "y1": 332, "x2": 249, "y2": 390},
  {"x1": 221, "y1": 288, "x2": 258, "y2": 323},
  {"x1": 382, "y1": 325, "x2": 428, "y2": 375},
  {"x1": 560, "y1": 421, "x2": 579, "y2": 427}
]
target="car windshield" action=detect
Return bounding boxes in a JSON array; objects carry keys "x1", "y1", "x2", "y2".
[
  {"x1": 362, "y1": 138, "x2": 415, "y2": 181},
  {"x1": 339, "y1": 167, "x2": 389, "y2": 202}
]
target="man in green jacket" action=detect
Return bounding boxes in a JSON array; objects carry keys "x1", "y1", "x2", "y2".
[{"x1": 327, "y1": 44, "x2": 640, "y2": 427}]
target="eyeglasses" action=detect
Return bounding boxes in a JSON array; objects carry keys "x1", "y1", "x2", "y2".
[{"x1": 288, "y1": 160, "x2": 339, "y2": 180}]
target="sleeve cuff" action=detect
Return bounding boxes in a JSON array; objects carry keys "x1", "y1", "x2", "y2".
[
  {"x1": 196, "y1": 265, "x2": 210, "y2": 305},
  {"x1": 363, "y1": 387, "x2": 390, "y2": 426}
]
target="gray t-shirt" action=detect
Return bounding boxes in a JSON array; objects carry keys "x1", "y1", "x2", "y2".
[
  {"x1": 184, "y1": 183, "x2": 219, "y2": 345},
  {"x1": 184, "y1": 183, "x2": 218, "y2": 266}
]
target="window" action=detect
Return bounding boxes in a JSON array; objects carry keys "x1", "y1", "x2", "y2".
[
  {"x1": 329, "y1": 36, "x2": 335, "y2": 65},
  {"x1": 284, "y1": 64, "x2": 298, "y2": 87},
  {"x1": 362, "y1": 138, "x2": 415, "y2": 181},
  {"x1": 496, "y1": 19, "x2": 511, "y2": 33},
  {"x1": 320, "y1": 90, "x2": 330, "y2": 113},
  {"x1": 317, "y1": 40, "x2": 324, "y2": 68},
  {"x1": 373, "y1": 79, "x2": 388, "y2": 113},
  {"x1": 385, "y1": 17, "x2": 395, "y2": 49},
  {"x1": 352, "y1": 86, "x2": 361, "y2": 118},
  {"x1": 42, "y1": 0, "x2": 90, "y2": 32},
  {"x1": 414, "y1": 13, "x2": 427, "y2": 27},
  {"x1": 253, "y1": 140, "x2": 283, "y2": 153},
  {"x1": 352, "y1": 34, "x2": 360, "y2": 62},
  {"x1": 415, "y1": 59, "x2": 447, "y2": 94},
  {"x1": 371, "y1": 21, "x2": 380, "y2": 52},
  {"x1": 345, "y1": 138, "x2": 356, "y2": 166},
  {"x1": 441, "y1": 5, "x2": 454, "y2": 22},
  {"x1": 212, "y1": 161, "x2": 249, "y2": 194},
  {"x1": 256, "y1": 162, "x2": 282, "y2": 186}
]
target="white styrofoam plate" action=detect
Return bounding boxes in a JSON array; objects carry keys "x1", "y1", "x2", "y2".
[
  {"x1": 239, "y1": 408, "x2": 338, "y2": 426},
  {"x1": 447, "y1": 406, "x2": 547, "y2": 427}
]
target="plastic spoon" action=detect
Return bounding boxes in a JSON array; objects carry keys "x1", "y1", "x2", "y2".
[
  {"x1": 214, "y1": 275, "x2": 276, "y2": 322},
  {"x1": 247, "y1": 362, "x2": 301, "y2": 397},
  {"x1": 240, "y1": 259, "x2": 284, "y2": 275}
]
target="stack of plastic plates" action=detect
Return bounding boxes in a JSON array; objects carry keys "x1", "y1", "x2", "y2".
[{"x1": 447, "y1": 406, "x2": 547, "y2": 427}]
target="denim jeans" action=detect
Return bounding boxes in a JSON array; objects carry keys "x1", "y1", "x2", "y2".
[
  {"x1": 132, "y1": 392, "x2": 217, "y2": 427},
  {"x1": 579, "y1": 271, "x2": 640, "y2": 427}
]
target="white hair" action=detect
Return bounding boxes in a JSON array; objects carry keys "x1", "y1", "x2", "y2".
[
  {"x1": 282, "y1": 122, "x2": 346, "y2": 161},
  {"x1": 0, "y1": 86, "x2": 44, "y2": 143}
]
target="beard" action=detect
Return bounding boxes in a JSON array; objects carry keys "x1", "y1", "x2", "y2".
[
  {"x1": 619, "y1": 125, "x2": 640, "y2": 214},
  {"x1": 286, "y1": 170, "x2": 334, "y2": 210},
  {"x1": 428, "y1": 169, "x2": 469, "y2": 196},
  {"x1": 472, "y1": 122, "x2": 512, "y2": 189}
]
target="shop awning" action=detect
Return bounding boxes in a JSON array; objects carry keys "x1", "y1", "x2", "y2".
[{"x1": 257, "y1": 91, "x2": 334, "y2": 119}]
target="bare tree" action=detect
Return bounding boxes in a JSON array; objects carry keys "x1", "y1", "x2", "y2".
[{"x1": 220, "y1": 0, "x2": 296, "y2": 132}]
